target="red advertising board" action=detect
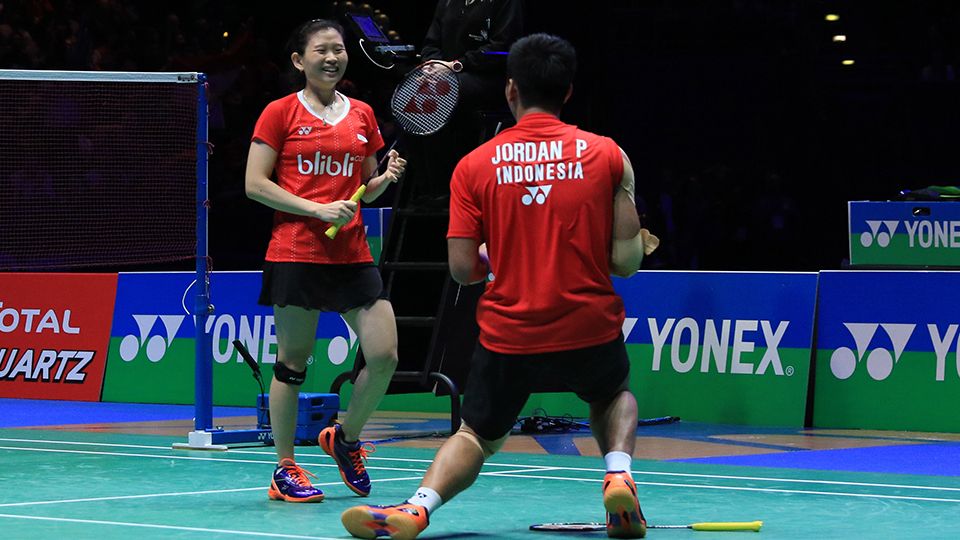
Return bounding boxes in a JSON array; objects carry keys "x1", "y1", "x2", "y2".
[{"x1": 0, "y1": 273, "x2": 118, "y2": 400}]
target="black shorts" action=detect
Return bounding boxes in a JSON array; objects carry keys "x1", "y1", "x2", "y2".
[
  {"x1": 460, "y1": 335, "x2": 631, "y2": 441},
  {"x1": 258, "y1": 262, "x2": 386, "y2": 313}
]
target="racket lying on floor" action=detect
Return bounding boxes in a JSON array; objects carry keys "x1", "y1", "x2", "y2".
[
  {"x1": 530, "y1": 520, "x2": 763, "y2": 532},
  {"x1": 324, "y1": 60, "x2": 459, "y2": 239}
]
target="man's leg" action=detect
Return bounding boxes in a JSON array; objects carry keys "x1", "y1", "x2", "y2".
[
  {"x1": 341, "y1": 423, "x2": 508, "y2": 540},
  {"x1": 589, "y1": 388, "x2": 638, "y2": 456},
  {"x1": 590, "y1": 388, "x2": 646, "y2": 539}
]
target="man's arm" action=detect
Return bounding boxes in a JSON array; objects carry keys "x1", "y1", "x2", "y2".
[
  {"x1": 610, "y1": 151, "x2": 647, "y2": 277},
  {"x1": 448, "y1": 238, "x2": 489, "y2": 285}
]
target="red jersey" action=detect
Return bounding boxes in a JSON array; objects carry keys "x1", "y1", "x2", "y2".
[
  {"x1": 448, "y1": 113, "x2": 626, "y2": 354},
  {"x1": 252, "y1": 91, "x2": 385, "y2": 264}
]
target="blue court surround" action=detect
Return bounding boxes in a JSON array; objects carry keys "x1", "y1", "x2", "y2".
[
  {"x1": 678, "y1": 442, "x2": 960, "y2": 477},
  {"x1": 0, "y1": 398, "x2": 255, "y2": 428}
]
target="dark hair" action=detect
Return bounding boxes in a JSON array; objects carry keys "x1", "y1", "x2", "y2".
[
  {"x1": 506, "y1": 33, "x2": 577, "y2": 112},
  {"x1": 287, "y1": 19, "x2": 345, "y2": 55}
]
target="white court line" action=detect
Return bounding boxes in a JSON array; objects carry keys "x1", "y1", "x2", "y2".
[
  {"x1": 0, "y1": 445, "x2": 424, "y2": 474},
  {"x1": 0, "y1": 513, "x2": 341, "y2": 539},
  {"x1": 4, "y1": 439, "x2": 960, "y2": 494},
  {"x1": 0, "y1": 487, "x2": 265, "y2": 508},
  {"x1": 0, "y1": 437, "x2": 551, "y2": 468},
  {"x1": 536, "y1": 464, "x2": 960, "y2": 493},
  {"x1": 0, "y1": 476, "x2": 425, "y2": 509},
  {"x1": 483, "y1": 472, "x2": 960, "y2": 504}
]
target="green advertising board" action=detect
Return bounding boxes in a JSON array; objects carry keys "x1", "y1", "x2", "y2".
[
  {"x1": 813, "y1": 271, "x2": 960, "y2": 432},
  {"x1": 849, "y1": 201, "x2": 960, "y2": 267},
  {"x1": 587, "y1": 271, "x2": 818, "y2": 427}
]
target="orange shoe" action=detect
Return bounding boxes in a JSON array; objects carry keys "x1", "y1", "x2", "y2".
[
  {"x1": 341, "y1": 502, "x2": 429, "y2": 540},
  {"x1": 603, "y1": 471, "x2": 646, "y2": 538},
  {"x1": 267, "y1": 458, "x2": 324, "y2": 503},
  {"x1": 319, "y1": 424, "x2": 374, "y2": 496}
]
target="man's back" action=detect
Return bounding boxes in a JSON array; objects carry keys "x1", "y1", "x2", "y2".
[{"x1": 448, "y1": 112, "x2": 625, "y2": 354}]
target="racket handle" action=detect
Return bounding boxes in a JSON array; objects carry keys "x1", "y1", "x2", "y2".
[
  {"x1": 324, "y1": 185, "x2": 367, "y2": 240},
  {"x1": 690, "y1": 521, "x2": 763, "y2": 532}
]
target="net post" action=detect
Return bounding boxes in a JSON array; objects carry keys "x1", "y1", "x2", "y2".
[{"x1": 193, "y1": 73, "x2": 214, "y2": 432}]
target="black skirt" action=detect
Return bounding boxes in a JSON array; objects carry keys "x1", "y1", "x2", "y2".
[{"x1": 258, "y1": 262, "x2": 385, "y2": 313}]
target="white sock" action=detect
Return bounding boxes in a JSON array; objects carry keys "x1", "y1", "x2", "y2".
[
  {"x1": 407, "y1": 487, "x2": 443, "y2": 515},
  {"x1": 604, "y1": 451, "x2": 633, "y2": 475}
]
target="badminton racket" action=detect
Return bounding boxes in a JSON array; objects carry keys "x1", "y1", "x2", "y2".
[
  {"x1": 323, "y1": 61, "x2": 458, "y2": 239},
  {"x1": 324, "y1": 184, "x2": 368, "y2": 239},
  {"x1": 530, "y1": 520, "x2": 763, "y2": 532},
  {"x1": 390, "y1": 60, "x2": 460, "y2": 136}
]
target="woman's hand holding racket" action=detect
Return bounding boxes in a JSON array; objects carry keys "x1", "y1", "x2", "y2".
[{"x1": 322, "y1": 187, "x2": 365, "y2": 239}]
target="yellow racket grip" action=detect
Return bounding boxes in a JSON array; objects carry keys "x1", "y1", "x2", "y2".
[
  {"x1": 691, "y1": 521, "x2": 762, "y2": 532},
  {"x1": 324, "y1": 185, "x2": 367, "y2": 240}
]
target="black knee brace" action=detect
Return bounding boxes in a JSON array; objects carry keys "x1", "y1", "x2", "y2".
[{"x1": 273, "y1": 362, "x2": 306, "y2": 385}]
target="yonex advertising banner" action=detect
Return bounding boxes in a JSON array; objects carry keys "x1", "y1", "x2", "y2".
[
  {"x1": 616, "y1": 271, "x2": 818, "y2": 426},
  {"x1": 0, "y1": 273, "x2": 118, "y2": 400},
  {"x1": 849, "y1": 201, "x2": 960, "y2": 267},
  {"x1": 102, "y1": 271, "x2": 361, "y2": 406},
  {"x1": 813, "y1": 271, "x2": 960, "y2": 432}
]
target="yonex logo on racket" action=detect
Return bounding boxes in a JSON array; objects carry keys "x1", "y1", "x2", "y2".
[
  {"x1": 859, "y1": 220, "x2": 899, "y2": 248},
  {"x1": 521, "y1": 185, "x2": 552, "y2": 206},
  {"x1": 829, "y1": 323, "x2": 915, "y2": 381},
  {"x1": 402, "y1": 73, "x2": 455, "y2": 116}
]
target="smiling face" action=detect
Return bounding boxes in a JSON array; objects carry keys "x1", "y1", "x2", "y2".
[{"x1": 292, "y1": 27, "x2": 347, "y2": 89}]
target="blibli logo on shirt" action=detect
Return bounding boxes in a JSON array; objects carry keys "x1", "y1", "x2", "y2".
[{"x1": 297, "y1": 152, "x2": 355, "y2": 177}]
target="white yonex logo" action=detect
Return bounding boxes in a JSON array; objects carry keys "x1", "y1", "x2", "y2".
[
  {"x1": 648, "y1": 318, "x2": 791, "y2": 376},
  {"x1": 119, "y1": 314, "x2": 185, "y2": 362},
  {"x1": 298, "y1": 126, "x2": 313, "y2": 135},
  {"x1": 327, "y1": 318, "x2": 358, "y2": 366},
  {"x1": 521, "y1": 185, "x2": 552, "y2": 206},
  {"x1": 829, "y1": 322, "x2": 915, "y2": 380},
  {"x1": 860, "y1": 220, "x2": 899, "y2": 247}
]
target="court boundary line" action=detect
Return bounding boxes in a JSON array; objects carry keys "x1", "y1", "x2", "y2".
[
  {"x1": 0, "y1": 476, "x2": 425, "y2": 509},
  {"x1": 483, "y1": 472, "x2": 960, "y2": 503},
  {"x1": 4, "y1": 442, "x2": 960, "y2": 506},
  {"x1": 0, "y1": 513, "x2": 342, "y2": 539},
  {"x1": 4, "y1": 438, "x2": 960, "y2": 493}
]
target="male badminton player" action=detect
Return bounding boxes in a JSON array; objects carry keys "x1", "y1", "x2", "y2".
[
  {"x1": 245, "y1": 19, "x2": 405, "y2": 503},
  {"x1": 342, "y1": 33, "x2": 658, "y2": 539}
]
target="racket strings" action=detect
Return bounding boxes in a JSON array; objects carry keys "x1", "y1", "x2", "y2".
[{"x1": 391, "y1": 64, "x2": 460, "y2": 135}]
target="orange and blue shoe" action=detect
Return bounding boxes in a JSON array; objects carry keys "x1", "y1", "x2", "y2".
[
  {"x1": 341, "y1": 502, "x2": 429, "y2": 540},
  {"x1": 603, "y1": 471, "x2": 646, "y2": 538},
  {"x1": 319, "y1": 424, "x2": 374, "y2": 496},
  {"x1": 267, "y1": 458, "x2": 324, "y2": 503}
]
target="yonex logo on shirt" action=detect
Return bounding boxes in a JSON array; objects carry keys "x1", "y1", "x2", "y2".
[
  {"x1": 521, "y1": 185, "x2": 552, "y2": 206},
  {"x1": 298, "y1": 126, "x2": 313, "y2": 135}
]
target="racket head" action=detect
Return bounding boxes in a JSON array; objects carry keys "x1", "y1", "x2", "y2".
[
  {"x1": 529, "y1": 522, "x2": 605, "y2": 532},
  {"x1": 390, "y1": 60, "x2": 460, "y2": 136}
]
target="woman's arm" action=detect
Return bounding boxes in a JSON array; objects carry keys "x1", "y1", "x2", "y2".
[
  {"x1": 244, "y1": 140, "x2": 357, "y2": 226},
  {"x1": 360, "y1": 149, "x2": 406, "y2": 202}
]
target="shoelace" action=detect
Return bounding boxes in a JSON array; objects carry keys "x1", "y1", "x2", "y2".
[
  {"x1": 282, "y1": 463, "x2": 318, "y2": 487},
  {"x1": 348, "y1": 442, "x2": 376, "y2": 474}
]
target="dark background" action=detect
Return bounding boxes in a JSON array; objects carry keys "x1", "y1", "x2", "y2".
[{"x1": 2, "y1": 0, "x2": 957, "y2": 272}]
